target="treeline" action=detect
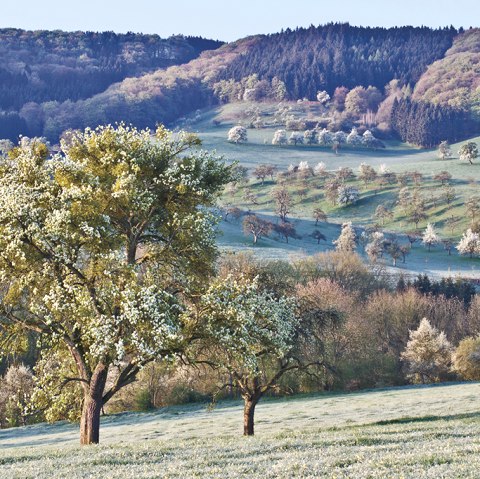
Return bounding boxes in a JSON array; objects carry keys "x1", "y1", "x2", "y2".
[
  {"x1": 390, "y1": 98, "x2": 478, "y2": 147},
  {"x1": 220, "y1": 24, "x2": 458, "y2": 99},
  {"x1": 0, "y1": 28, "x2": 223, "y2": 122}
]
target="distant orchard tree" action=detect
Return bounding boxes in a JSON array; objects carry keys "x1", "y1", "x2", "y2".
[
  {"x1": 442, "y1": 185, "x2": 456, "y2": 206},
  {"x1": 465, "y1": 196, "x2": 480, "y2": 223},
  {"x1": 333, "y1": 222, "x2": 356, "y2": 252},
  {"x1": 457, "y1": 229, "x2": 480, "y2": 258},
  {"x1": 346, "y1": 127, "x2": 362, "y2": 146},
  {"x1": 303, "y1": 129, "x2": 317, "y2": 145},
  {"x1": 421, "y1": 223, "x2": 440, "y2": 251},
  {"x1": 433, "y1": 170, "x2": 452, "y2": 185},
  {"x1": 274, "y1": 221, "x2": 298, "y2": 243},
  {"x1": 401, "y1": 318, "x2": 452, "y2": 384},
  {"x1": 333, "y1": 130, "x2": 348, "y2": 144},
  {"x1": 314, "y1": 161, "x2": 328, "y2": 178},
  {"x1": 438, "y1": 141, "x2": 451, "y2": 160},
  {"x1": 316, "y1": 90, "x2": 330, "y2": 105},
  {"x1": 335, "y1": 166, "x2": 355, "y2": 183},
  {"x1": 317, "y1": 128, "x2": 333, "y2": 146},
  {"x1": 311, "y1": 229, "x2": 327, "y2": 244},
  {"x1": 288, "y1": 132, "x2": 304, "y2": 145},
  {"x1": 374, "y1": 205, "x2": 393, "y2": 225},
  {"x1": 386, "y1": 240, "x2": 403, "y2": 267},
  {"x1": 253, "y1": 164, "x2": 269, "y2": 185},
  {"x1": 272, "y1": 129, "x2": 288, "y2": 145},
  {"x1": 358, "y1": 163, "x2": 377, "y2": 188},
  {"x1": 228, "y1": 125, "x2": 247, "y2": 143},
  {"x1": 365, "y1": 231, "x2": 385, "y2": 262},
  {"x1": 242, "y1": 215, "x2": 272, "y2": 244},
  {"x1": 337, "y1": 186, "x2": 359, "y2": 206},
  {"x1": 313, "y1": 208, "x2": 327, "y2": 225},
  {"x1": 459, "y1": 142, "x2": 478, "y2": 164},
  {"x1": 324, "y1": 178, "x2": 341, "y2": 205},
  {"x1": 272, "y1": 186, "x2": 293, "y2": 222}
]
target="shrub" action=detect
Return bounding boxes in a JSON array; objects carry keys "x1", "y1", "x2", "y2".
[{"x1": 452, "y1": 337, "x2": 480, "y2": 380}]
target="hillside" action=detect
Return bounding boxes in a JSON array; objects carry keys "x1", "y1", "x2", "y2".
[
  {"x1": 413, "y1": 28, "x2": 480, "y2": 119},
  {"x1": 4, "y1": 24, "x2": 479, "y2": 146},
  {"x1": 0, "y1": 29, "x2": 223, "y2": 139},
  {"x1": 1, "y1": 383, "x2": 480, "y2": 478}
]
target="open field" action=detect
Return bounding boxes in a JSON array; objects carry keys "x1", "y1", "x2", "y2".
[
  {"x1": 177, "y1": 104, "x2": 480, "y2": 278},
  {"x1": 1, "y1": 383, "x2": 480, "y2": 478}
]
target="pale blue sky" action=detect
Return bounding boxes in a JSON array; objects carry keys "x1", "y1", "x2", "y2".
[{"x1": 1, "y1": 0, "x2": 478, "y2": 41}]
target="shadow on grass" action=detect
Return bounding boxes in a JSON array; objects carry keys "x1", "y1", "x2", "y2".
[{"x1": 372, "y1": 410, "x2": 480, "y2": 426}]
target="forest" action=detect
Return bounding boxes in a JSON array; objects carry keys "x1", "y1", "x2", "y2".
[{"x1": 0, "y1": 24, "x2": 478, "y2": 147}]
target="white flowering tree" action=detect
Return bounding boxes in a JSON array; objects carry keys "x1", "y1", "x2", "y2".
[
  {"x1": 337, "y1": 186, "x2": 359, "y2": 206},
  {"x1": 457, "y1": 228, "x2": 480, "y2": 258},
  {"x1": 227, "y1": 125, "x2": 247, "y2": 144},
  {"x1": 459, "y1": 142, "x2": 478, "y2": 164},
  {"x1": 333, "y1": 222, "x2": 356, "y2": 252},
  {"x1": 0, "y1": 125, "x2": 232, "y2": 444},
  {"x1": 365, "y1": 231, "x2": 385, "y2": 262},
  {"x1": 317, "y1": 128, "x2": 333, "y2": 146},
  {"x1": 288, "y1": 132, "x2": 304, "y2": 145},
  {"x1": 272, "y1": 129, "x2": 288, "y2": 145},
  {"x1": 314, "y1": 161, "x2": 328, "y2": 178},
  {"x1": 316, "y1": 90, "x2": 330, "y2": 105},
  {"x1": 333, "y1": 131, "x2": 347, "y2": 145},
  {"x1": 401, "y1": 318, "x2": 452, "y2": 384},
  {"x1": 421, "y1": 223, "x2": 440, "y2": 251},
  {"x1": 190, "y1": 276, "x2": 299, "y2": 436},
  {"x1": 303, "y1": 129, "x2": 317, "y2": 145},
  {"x1": 346, "y1": 128, "x2": 362, "y2": 146}
]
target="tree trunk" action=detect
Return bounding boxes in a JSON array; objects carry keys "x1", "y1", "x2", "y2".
[
  {"x1": 80, "y1": 363, "x2": 108, "y2": 445},
  {"x1": 243, "y1": 398, "x2": 257, "y2": 436}
]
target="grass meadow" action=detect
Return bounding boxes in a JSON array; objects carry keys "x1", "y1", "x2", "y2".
[
  {"x1": 1, "y1": 383, "x2": 480, "y2": 478},
  {"x1": 179, "y1": 103, "x2": 480, "y2": 279}
]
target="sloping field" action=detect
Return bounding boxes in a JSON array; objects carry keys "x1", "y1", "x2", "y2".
[{"x1": 1, "y1": 383, "x2": 480, "y2": 478}]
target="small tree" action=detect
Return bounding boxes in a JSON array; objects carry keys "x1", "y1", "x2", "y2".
[
  {"x1": 242, "y1": 215, "x2": 272, "y2": 244},
  {"x1": 288, "y1": 132, "x2": 304, "y2": 145},
  {"x1": 274, "y1": 221, "x2": 298, "y2": 243},
  {"x1": 316, "y1": 90, "x2": 330, "y2": 105},
  {"x1": 337, "y1": 186, "x2": 359, "y2": 206},
  {"x1": 0, "y1": 364, "x2": 35, "y2": 428},
  {"x1": 452, "y1": 337, "x2": 480, "y2": 380},
  {"x1": 442, "y1": 185, "x2": 456, "y2": 206},
  {"x1": 228, "y1": 125, "x2": 248, "y2": 144},
  {"x1": 386, "y1": 240, "x2": 403, "y2": 267},
  {"x1": 365, "y1": 231, "x2": 385, "y2": 263},
  {"x1": 333, "y1": 222, "x2": 356, "y2": 252},
  {"x1": 401, "y1": 318, "x2": 452, "y2": 384},
  {"x1": 253, "y1": 164, "x2": 269, "y2": 185},
  {"x1": 193, "y1": 277, "x2": 298, "y2": 436},
  {"x1": 374, "y1": 205, "x2": 393, "y2": 225},
  {"x1": 433, "y1": 171, "x2": 452, "y2": 186},
  {"x1": 304, "y1": 129, "x2": 317, "y2": 145},
  {"x1": 272, "y1": 129, "x2": 288, "y2": 145},
  {"x1": 421, "y1": 223, "x2": 440, "y2": 251},
  {"x1": 358, "y1": 163, "x2": 377, "y2": 188},
  {"x1": 457, "y1": 229, "x2": 480, "y2": 258},
  {"x1": 466, "y1": 196, "x2": 480, "y2": 223},
  {"x1": 438, "y1": 141, "x2": 451, "y2": 160},
  {"x1": 313, "y1": 208, "x2": 327, "y2": 226},
  {"x1": 272, "y1": 186, "x2": 293, "y2": 222},
  {"x1": 459, "y1": 142, "x2": 478, "y2": 164},
  {"x1": 311, "y1": 229, "x2": 327, "y2": 244}
]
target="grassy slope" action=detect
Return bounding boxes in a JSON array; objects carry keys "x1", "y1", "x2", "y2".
[
  {"x1": 1, "y1": 383, "x2": 480, "y2": 477},
  {"x1": 183, "y1": 104, "x2": 480, "y2": 278}
]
